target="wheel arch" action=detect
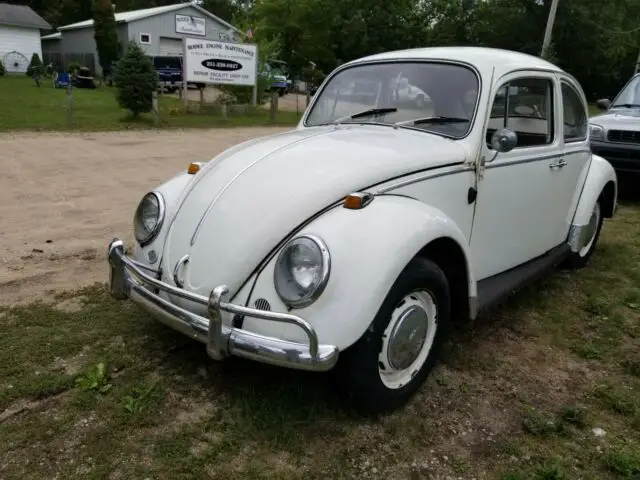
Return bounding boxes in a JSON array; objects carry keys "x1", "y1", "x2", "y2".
[
  {"x1": 600, "y1": 180, "x2": 616, "y2": 218},
  {"x1": 572, "y1": 154, "x2": 618, "y2": 226},
  {"x1": 238, "y1": 195, "x2": 478, "y2": 350},
  {"x1": 567, "y1": 154, "x2": 617, "y2": 253},
  {"x1": 414, "y1": 237, "x2": 471, "y2": 323}
]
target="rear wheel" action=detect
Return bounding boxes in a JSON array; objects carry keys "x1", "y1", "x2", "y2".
[
  {"x1": 565, "y1": 200, "x2": 603, "y2": 270},
  {"x1": 334, "y1": 257, "x2": 450, "y2": 414}
]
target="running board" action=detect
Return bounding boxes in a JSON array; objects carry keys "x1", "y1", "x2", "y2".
[{"x1": 477, "y1": 243, "x2": 572, "y2": 313}]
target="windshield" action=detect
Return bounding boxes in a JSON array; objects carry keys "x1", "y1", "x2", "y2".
[
  {"x1": 305, "y1": 61, "x2": 480, "y2": 138},
  {"x1": 612, "y1": 74, "x2": 640, "y2": 107}
]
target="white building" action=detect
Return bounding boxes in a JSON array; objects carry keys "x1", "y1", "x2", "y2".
[
  {"x1": 42, "y1": 2, "x2": 243, "y2": 75},
  {"x1": 0, "y1": 3, "x2": 51, "y2": 73}
]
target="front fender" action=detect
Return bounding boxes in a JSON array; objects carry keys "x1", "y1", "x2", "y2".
[
  {"x1": 238, "y1": 195, "x2": 476, "y2": 351},
  {"x1": 132, "y1": 171, "x2": 195, "y2": 264}
]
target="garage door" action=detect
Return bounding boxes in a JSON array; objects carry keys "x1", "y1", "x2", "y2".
[{"x1": 158, "y1": 37, "x2": 183, "y2": 56}]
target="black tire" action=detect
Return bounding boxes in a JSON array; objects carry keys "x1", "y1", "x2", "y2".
[
  {"x1": 334, "y1": 257, "x2": 451, "y2": 414},
  {"x1": 565, "y1": 199, "x2": 604, "y2": 270}
]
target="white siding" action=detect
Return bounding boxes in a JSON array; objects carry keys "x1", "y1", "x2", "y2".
[{"x1": 0, "y1": 25, "x2": 42, "y2": 73}]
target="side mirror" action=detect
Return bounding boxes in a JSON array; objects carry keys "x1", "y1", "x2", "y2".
[
  {"x1": 596, "y1": 98, "x2": 611, "y2": 110},
  {"x1": 490, "y1": 128, "x2": 518, "y2": 153}
]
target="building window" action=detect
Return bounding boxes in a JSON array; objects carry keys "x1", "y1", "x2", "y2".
[{"x1": 139, "y1": 33, "x2": 151, "y2": 44}]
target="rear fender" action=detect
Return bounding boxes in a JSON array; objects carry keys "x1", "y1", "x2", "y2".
[
  {"x1": 237, "y1": 195, "x2": 476, "y2": 351},
  {"x1": 568, "y1": 154, "x2": 617, "y2": 252}
]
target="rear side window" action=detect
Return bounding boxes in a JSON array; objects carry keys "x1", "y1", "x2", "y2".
[{"x1": 561, "y1": 82, "x2": 587, "y2": 142}]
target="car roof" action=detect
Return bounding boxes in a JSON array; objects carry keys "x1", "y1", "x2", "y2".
[{"x1": 344, "y1": 46, "x2": 564, "y2": 78}]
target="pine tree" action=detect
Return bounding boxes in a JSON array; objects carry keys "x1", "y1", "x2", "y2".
[
  {"x1": 114, "y1": 41, "x2": 158, "y2": 117},
  {"x1": 92, "y1": 0, "x2": 119, "y2": 74},
  {"x1": 26, "y1": 53, "x2": 43, "y2": 77}
]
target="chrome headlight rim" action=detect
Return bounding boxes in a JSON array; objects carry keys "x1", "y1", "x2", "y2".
[
  {"x1": 589, "y1": 123, "x2": 605, "y2": 140},
  {"x1": 273, "y1": 234, "x2": 331, "y2": 309},
  {"x1": 133, "y1": 191, "x2": 165, "y2": 247}
]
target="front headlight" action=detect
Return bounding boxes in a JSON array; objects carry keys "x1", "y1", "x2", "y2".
[
  {"x1": 274, "y1": 235, "x2": 330, "y2": 308},
  {"x1": 133, "y1": 192, "x2": 165, "y2": 246},
  {"x1": 589, "y1": 124, "x2": 605, "y2": 140}
]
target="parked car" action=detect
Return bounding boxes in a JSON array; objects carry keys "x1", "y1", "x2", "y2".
[
  {"x1": 589, "y1": 73, "x2": 640, "y2": 175},
  {"x1": 391, "y1": 75, "x2": 432, "y2": 109},
  {"x1": 260, "y1": 59, "x2": 292, "y2": 96},
  {"x1": 149, "y1": 55, "x2": 183, "y2": 93},
  {"x1": 107, "y1": 47, "x2": 617, "y2": 414}
]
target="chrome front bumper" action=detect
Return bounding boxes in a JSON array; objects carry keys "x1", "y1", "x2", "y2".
[{"x1": 107, "y1": 239, "x2": 339, "y2": 372}]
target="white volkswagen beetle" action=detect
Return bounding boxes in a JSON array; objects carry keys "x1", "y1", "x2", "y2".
[{"x1": 108, "y1": 47, "x2": 617, "y2": 413}]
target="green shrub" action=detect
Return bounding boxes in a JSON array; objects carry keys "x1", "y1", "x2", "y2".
[
  {"x1": 26, "y1": 53, "x2": 43, "y2": 77},
  {"x1": 67, "y1": 62, "x2": 82, "y2": 73},
  {"x1": 0, "y1": 60, "x2": 5, "y2": 76},
  {"x1": 113, "y1": 41, "x2": 158, "y2": 117},
  {"x1": 216, "y1": 74, "x2": 271, "y2": 105}
]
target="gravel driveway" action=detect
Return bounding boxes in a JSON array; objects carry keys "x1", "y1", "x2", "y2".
[{"x1": 0, "y1": 127, "x2": 290, "y2": 305}]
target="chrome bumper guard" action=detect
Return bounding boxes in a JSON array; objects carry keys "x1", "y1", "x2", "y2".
[{"x1": 107, "y1": 239, "x2": 339, "y2": 372}]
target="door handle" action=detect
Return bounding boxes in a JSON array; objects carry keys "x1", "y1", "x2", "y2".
[{"x1": 549, "y1": 159, "x2": 567, "y2": 169}]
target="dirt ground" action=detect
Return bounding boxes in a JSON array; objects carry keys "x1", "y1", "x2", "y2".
[{"x1": 0, "y1": 127, "x2": 290, "y2": 305}]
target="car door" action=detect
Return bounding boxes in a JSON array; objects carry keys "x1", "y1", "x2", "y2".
[
  {"x1": 470, "y1": 71, "x2": 563, "y2": 280},
  {"x1": 553, "y1": 76, "x2": 592, "y2": 244}
]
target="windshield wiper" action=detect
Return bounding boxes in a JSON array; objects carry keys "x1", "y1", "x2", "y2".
[
  {"x1": 612, "y1": 103, "x2": 640, "y2": 108},
  {"x1": 333, "y1": 107, "x2": 398, "y2": 124},
  {"x1": 393, "y1": 116, "x2": 470, "y2": 128}
]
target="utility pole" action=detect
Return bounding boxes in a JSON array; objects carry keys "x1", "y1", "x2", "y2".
[{"x1": 540, "y1": 0, "x2": 560, "y2": 58}]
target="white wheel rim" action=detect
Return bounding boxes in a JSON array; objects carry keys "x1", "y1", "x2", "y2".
[
  {"x1": 579, "y1": 202, "x2": 601, "y2": 257},
  {"x1": 378, "y1": 290, "x2": 437, "y2": 390}
]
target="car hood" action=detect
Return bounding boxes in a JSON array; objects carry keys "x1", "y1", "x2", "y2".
[
  {"x1": 590, "y1": 108, "x2": 640, "y2": 130},
  {"x1": 161, "y1": 125, "x2": 468, "y2": 299}
]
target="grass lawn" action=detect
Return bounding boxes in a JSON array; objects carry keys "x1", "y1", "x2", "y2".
[
  {"x1": 1, "y1": 180, "x2": 639, "y2": 479},
  {"x1": 0, "y1": 75, "x2": 301, "y2": 132}
]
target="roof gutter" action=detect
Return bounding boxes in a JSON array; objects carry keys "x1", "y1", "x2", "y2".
[{"x1": 0, "y1": 21, "x2": 51, "y2": 30}]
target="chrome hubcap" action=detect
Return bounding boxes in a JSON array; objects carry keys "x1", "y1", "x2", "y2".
[
  {"x1": 378, "y1": 290, "x2": 437, "y2": 390},
  {"x1": 387, "y1": 305, "x2": 429, "y2": 370}
]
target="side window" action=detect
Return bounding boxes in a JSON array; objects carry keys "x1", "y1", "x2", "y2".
[
  {"x1": 487, "y1": 77, "x2": 554, "y2": 149},
  {"x1": 561, "y1": 82, "x2": 587, "y2": 142}
]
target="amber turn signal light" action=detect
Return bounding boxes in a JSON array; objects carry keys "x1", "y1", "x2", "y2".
[
  {"x1": 343, "y1": 192, "x2": 374, "y2": 209},
  {"x1": 187, "y1": 162, "x2": 203, "y2": 174}
]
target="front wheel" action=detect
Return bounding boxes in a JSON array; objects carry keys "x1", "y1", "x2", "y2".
[
  {"x1": 334, "y1": 257, "x2": 450, "y2": 414},
  {"x1": 565, "y1": 200, "x2": 603, "y2": 270}
]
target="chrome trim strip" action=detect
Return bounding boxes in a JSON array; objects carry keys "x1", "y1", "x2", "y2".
[
  {"x1": 377, "y1": 166, "x2": 475, "y2": 194},
  {"x1": 485, "y1": 153, "x2": 562, "y2": 168},
  {"x1": 484, "y1": 149, "x2": 592, "y2": 170},
  {"x1": 108, "y1": 239, "x2": 339, "y2": 372},
  {"x1": 129, "y1": 258, "x2": 160, "y2": 275}
]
